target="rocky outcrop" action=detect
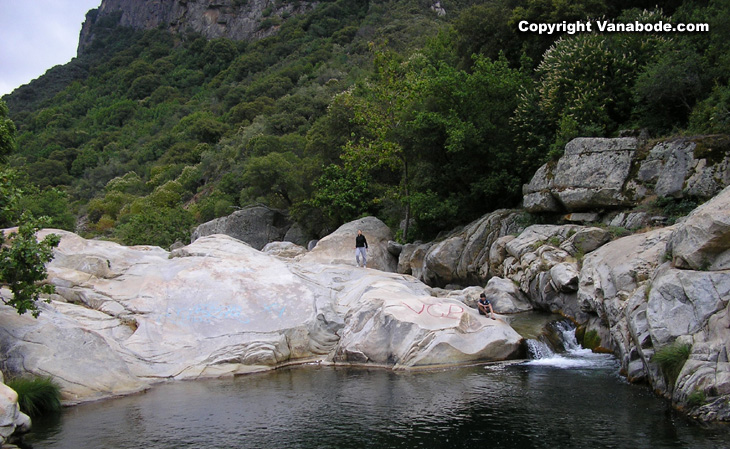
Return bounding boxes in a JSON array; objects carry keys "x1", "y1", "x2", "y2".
[
  {"x1": 523, "y1": 137, "x2": 638, "y2": 213},
  {"x1": 0, "y1": 226, "x2": 522, "y2": 405},
  {"x1": 191, "y1": 204, "x2": 302, "y2": 250},
  {"x1": 632, "y1": 136, "x2": 730, "y2": 199},
  {"x1": 397, "y1": 183, "x2": 729, "y2": 421},
  {"x1": 576, "y1": 185, "x2": 730, "y2": 420},
  {"x1": 482, "y1": 277, "x2": 532, "y2": 314},
  {"x1": 78, "y1": 0, "x2": 318, "y2": 54},
  {"x1": 398, "y1": 209, "x2": 525, "y2": 287},
  {"x1": 523, "y1": 136, "x2": 730, "y2": 217},
  {"x1": 493, "y1": 224, "x2": 608, "y2": 321}
]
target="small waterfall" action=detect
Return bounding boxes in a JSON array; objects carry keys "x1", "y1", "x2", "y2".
[
  {"x1": 524, "y1": 319, "x2": 611, "y2": 368},
  {"x1": 525, "y1": 339, "x2": 554, "y2": 359},
  {"x1": 551, "y1": 319, "x2": 581, "y2": 352}
]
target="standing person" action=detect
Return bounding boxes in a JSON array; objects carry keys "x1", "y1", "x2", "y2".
[
  {"x1": 478, "y1": 292, "x2": 495, "y2": 320},
  {"x1": 355, "y1": 230, "x2": 368, "y2": 267}
]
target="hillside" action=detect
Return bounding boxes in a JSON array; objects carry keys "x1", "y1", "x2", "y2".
[{"x1": 2, "y1": 0, "x2": 730, "y2": 248}]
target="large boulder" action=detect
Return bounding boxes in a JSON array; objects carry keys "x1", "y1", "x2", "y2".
[
  {"x1": 191, "y1": 205, "x2": 299, "y2": 250},
  {"x1": 483, "y1": 277, "x2": 532, "y2": 314},
  {"x1": 523, "y1": 137, "x2": 638, "y2": 212},
  {"x1": 666, "y1": 185, "x2": 730, "y2": 271},
  {"x1": 576, "y1": 203, "x2": 730, "y2": 421},
  {"x1": 633, "y1": 136, "x2": 730, "y2": 199},
  {"x1": 333, "y1": 278, "x2": 524, "y2": 367},
  {"x1": 301, "y1": 216, "x2": 397, "y2": 272},
  {"x1": 262, "y1": 241, "x2": 307, "y2": 259},
  {"x1": 647, "y1": 266, "x2": 730, "y2": 347}
]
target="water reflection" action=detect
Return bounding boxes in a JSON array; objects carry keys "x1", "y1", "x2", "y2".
[{"x1": 21, "y1": 361, "x2": 729, "y2": 449}]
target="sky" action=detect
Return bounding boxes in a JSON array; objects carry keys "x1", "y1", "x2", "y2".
[{"x1": 0, "y1": 0, "x2": 102, "y2": 97}]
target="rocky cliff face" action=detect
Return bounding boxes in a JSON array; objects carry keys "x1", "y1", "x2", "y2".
[
  {"x1": 523, "y1": 135, "x2": 730, "y2": 219},
  {"x1": 393, "y1": 135, "x2": 730, "y2": 421},
  {"x1": 78, "y1": 0, "x2": 318, "y2": 54}
]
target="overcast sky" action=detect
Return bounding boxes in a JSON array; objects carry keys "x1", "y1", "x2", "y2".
[{"x1": 0, "y1": 0, "x2": 102, "y2": 97}]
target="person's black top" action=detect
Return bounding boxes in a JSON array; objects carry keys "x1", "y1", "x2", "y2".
[{"x1": 356, "y1": 235, "x2": 368, "y2": 248}]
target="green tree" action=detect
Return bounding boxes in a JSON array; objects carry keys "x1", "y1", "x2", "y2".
[
  {"x1": 18, "y1": 187, "x2": 76, "y2": 231},
  {"x1": 0, "y1": 214, "x2": 61, "y2": 317},
  {"x1": 240, "y1": 152, "x2": 306, "y2": 208},
  {"x1": 308, "y1": 164, "x2": 375, "y2": 229},
  {"x1": 0, "y1": 101, "x2": 16, "y2": 162},
  {"x1": 513, "y1": 12, "x2": 670, "y2": 160},
  {"x1": 335, "y1": 47, "x2": 417, "y2": 238},
  {"x1": 0, "y1": 103, "x2": 60, "y2": 317}
]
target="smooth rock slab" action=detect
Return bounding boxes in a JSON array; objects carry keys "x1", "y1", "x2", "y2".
[{"x1": 1, "y1": 227, "x2": 525, "y2": 404}]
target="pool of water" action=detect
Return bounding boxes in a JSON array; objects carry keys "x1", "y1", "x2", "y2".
[{"x1": 21, "y1": 355, "x2": 729, "y2": 449}]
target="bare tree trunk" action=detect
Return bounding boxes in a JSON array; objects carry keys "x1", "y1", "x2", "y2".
[{"x1": 403, "y1": 158, "x2": 410, "y2": 242}]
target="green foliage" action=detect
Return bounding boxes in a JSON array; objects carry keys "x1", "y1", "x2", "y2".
[
  {"x1": 0, "y1": 214, "x2": 61, "y2": 317},
  {"x1": 115, "y1": 205, "x2": 194, "y2": 248},
  {"x1": 633, "y1": 45, "x2": 708, "y2": 132},
  {"x1": 547, "y1": 236, "x2": 562, "y2": 247},
  {"x1": 689, "y1": 81, "x2": 730, "y2": 134},
  {"x1": 240, "y1": 152, "x2": 305, "y2": 207},
  {"x1": 687, "y1": 390, "x2": 707, "y2": 407},
  {"x1": 5, "y1": 376, "x2": 62, "y2": 417},
  {"x1": 309, "y1": 164, "x2": 375, "y2": 229},
  {"x1": 0, "y1": 163, "x2": 61, "y2": 317},
  {"x1": 514, "y1": 9, "x2": 677, "y2": 160},
  {"x1": 0, "y1": 101, "x2": 16, "y2": 162},
  {"x1": 18, "y1": 188, "x2": 76, "y2": 231},
  {"x1": 3, "y1": 0, "x2": 730, "y2": 246},
  {"x1": 653, "y1": 196, "x2": 700, "y2": 223},
  {"x1": 653, "y1": 341, "x2": 692, "y2": 385},
  {"x1": 582, "y1": 329, "x2": 601, "y2": 350}
]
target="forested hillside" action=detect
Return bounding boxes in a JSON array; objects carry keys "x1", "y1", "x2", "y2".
[{"x1": 3, "y1": 0, "x2": 729, "y2": 248}]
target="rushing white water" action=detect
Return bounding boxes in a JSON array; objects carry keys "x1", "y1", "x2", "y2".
[{"x1": 525, "y1": 320, "x2": 613, "y2": 369}]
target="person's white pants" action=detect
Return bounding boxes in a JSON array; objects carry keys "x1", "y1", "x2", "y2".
[{"x1": 355, "y1": 247, "x2": 367, "y2": 267}]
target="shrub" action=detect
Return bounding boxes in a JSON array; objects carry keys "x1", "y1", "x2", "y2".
[
  {"x1": 6, "y1": 376, "x2": 62, "y2": 416},
  {"x1": 653, "y1": 341, "x2": 692, "y2": 385},
  {"x1": 653, "y1": 196, "x2": 700, "y2": 224}
]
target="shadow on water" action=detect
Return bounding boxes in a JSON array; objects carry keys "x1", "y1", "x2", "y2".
[{"x1": 19, "y1": 316, "x2": 730, "y2": 449}]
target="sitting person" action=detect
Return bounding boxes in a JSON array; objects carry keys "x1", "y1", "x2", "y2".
[{"x1": 477, "y1": 292, "x2": 495, "y2": 320}]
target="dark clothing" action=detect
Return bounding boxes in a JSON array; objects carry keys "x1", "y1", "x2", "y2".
[
  {"x1": 355, "y1": 235, "x2": 368, "y2": 248},
  {"x1": 478, "y1": 297, "x2": 491, "y2": 315}
]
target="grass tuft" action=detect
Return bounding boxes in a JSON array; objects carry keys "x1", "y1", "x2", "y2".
[
  {"x1": 6, "y1": 375, "x2": 62, "y2": 416},
  {"x1": 687, "y1": 390, "x2": 707, "y2": 407},
  {"x1": 653, "y1": 342, "x2": 692, "y2": 385}
]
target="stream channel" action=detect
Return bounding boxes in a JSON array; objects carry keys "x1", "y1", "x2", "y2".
[{"x1": 19, "y1": 313, "x2": 730, "y2": 449}]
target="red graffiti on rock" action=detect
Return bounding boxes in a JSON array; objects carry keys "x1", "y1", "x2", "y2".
[{"x1": 401, "y1": 301, "x2": 464, "y2": 320}]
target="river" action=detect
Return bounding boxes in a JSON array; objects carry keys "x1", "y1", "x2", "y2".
[{"x1": 19, "y1": 316, "x2": 730, "y2": 449}]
